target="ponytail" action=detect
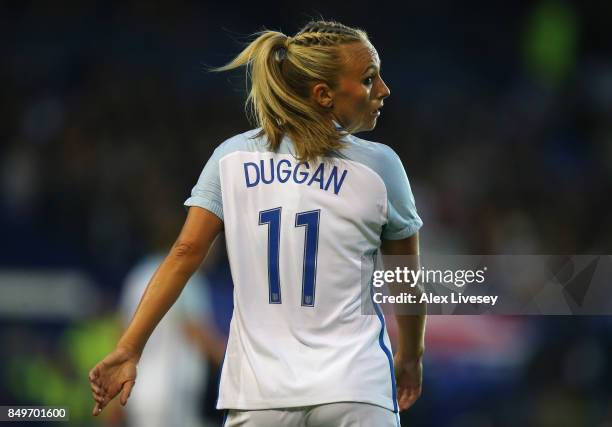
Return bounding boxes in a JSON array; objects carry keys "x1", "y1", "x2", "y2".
[{"x1": 212, "y1": 22, "x2": 368, "y2": 161}]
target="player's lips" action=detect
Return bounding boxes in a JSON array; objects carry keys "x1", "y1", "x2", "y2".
[{"x1": 372, "y1": 105, "x2": 383, "y2": 116}]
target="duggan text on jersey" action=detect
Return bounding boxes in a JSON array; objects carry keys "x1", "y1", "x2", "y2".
[{"x1": 243, "y1": 159, "x2": 348, "y2": 195}]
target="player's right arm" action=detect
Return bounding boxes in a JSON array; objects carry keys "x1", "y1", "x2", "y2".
[
  {"x1": 382, "y1": 231, "x2": 425, "y2": 412},
  {"x1": 88, "y1": 206, "x2": 223, "y2": 416},
  {"x1": 373, "y1": 142, "x2": 425, "y2": 411}
]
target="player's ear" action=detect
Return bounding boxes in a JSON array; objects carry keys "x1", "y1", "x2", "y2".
[{"x1": 312, "y1": 82, "x2": 333, "y2": 109}]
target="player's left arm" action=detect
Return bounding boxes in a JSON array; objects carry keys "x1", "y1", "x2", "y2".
[{"x1": 381, "y1": 232, "x2": 425, "y2": 411}]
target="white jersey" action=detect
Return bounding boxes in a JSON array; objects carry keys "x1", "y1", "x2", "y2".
[{"x1": 185, "y1": 129, "x2": 422, "y2": 413}]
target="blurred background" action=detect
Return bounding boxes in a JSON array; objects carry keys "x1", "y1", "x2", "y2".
[{"x1": 1, "y1": 0, "x2": 612, "y2": 426}]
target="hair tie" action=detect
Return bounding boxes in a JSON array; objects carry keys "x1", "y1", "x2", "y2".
[{"x1": 275, "y1": 46, "x2": 287, "y2": 62}]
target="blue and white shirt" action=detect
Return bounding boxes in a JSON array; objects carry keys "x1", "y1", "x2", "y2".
[{"x1": 185, "y1": 128, "x2": 422, "y2": 412}]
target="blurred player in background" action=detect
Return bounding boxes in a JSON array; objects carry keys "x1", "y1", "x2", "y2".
[
  {"x1": 89, "y1": 20, "x2": 425, "y2": 426},
  {"x1": 119, "y1": 208, "x2": 225, "y2": 427},
  {"x1": 119, "y1": 260, "x2": 224, "y2": 427}
]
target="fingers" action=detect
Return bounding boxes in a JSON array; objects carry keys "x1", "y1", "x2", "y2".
[
  {"x1": 91, "y1": 383, "x2": 108, "y2": 406},
  {"x1": 91, "y1": 391, "x2": 105, "y2": 404},
  {"x1": 92, "y1": 402, "x2": 102, "y2": 417},
  {"x1": 91, "y1": 390, "x2": 112, "y2": 415},
  {"x1": 89, "y1": 350, "x2": 138, "y2": 416},
  {"x1": 90, "y1": 367, "x2": 109, "y2": 416},
  {"x1": 89, "y1": 365, "x2": 105, "y2": 390},
  {"x1": 89, "y1": 362, "x2": 112, "y2": 391},
  {"x1": 90, "y1": 382, "x2": 105, "y2": 395},
  {"x1": 120, "y1": 380, "x2": 135, "y2": 406},
  {"x1": 88, "y1": 366, "x2": 98, "y2": 382},
  {"x1": 397, "y1": 385, "x2": 422, "y2": 411},
  {"x1": 90, "y1": 375, "x2": 108, "y2": 407}
]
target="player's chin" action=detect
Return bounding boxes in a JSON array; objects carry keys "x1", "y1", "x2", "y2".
[
  {"x1": 354, "y1": 116, "x2": 378, "y2": 133},
  {"x1": 366, "y1": 116, "x2": 378, "y2": 130}
]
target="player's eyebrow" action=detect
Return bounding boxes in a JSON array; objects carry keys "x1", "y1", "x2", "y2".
[{"x1": 362, "y1": 63, "x2": 380, "y2": 75}]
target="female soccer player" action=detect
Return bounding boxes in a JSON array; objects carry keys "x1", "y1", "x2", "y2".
[{"x1": 89, "y1": 20, "x2": 425, "y2": 426}]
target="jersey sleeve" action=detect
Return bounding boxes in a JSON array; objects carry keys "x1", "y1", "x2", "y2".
[
  {"x1": 379, "y1": 146, "x2": 423, "y2": 240},
  {"x1": 184, "y1": 146, "x2": 224, "y2": 220}
]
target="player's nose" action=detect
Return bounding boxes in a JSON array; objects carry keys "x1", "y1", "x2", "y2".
[{"x1": 378, "y1": 77, "x2": 390, "y2": 100}]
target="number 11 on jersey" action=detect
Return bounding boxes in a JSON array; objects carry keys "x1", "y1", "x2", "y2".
[{"x1": 259, "y1": 208, "x2": 321, "y2": 307}]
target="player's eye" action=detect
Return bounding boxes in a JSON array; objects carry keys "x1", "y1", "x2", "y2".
[{"x1": 363, "y1": 76, "x2": 374, "y2": 85}]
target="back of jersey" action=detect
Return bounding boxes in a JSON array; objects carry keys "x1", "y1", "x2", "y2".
[{"x1": 185, "y1": 129, "x2": 422, "y2": 412}]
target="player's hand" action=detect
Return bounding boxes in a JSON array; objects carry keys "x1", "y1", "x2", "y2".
[
  {"x1": 393, "y1": 353, "x2": 422, "y2": 411},
  {"x1": 89, "y1": 346, "x2": 139, "y2": 416}
]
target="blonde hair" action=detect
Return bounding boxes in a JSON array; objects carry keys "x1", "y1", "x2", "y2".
[{"x1": 213, "y1": 20, "x2": 369, "y2": 161}]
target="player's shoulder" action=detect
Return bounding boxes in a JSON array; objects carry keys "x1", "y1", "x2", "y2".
[
  {"x1": 214, "y1": 128, "x2": 265, "y2": 157},
  {"x1": 342, "y1": 133, "x2": 403, "y2": 173}
]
